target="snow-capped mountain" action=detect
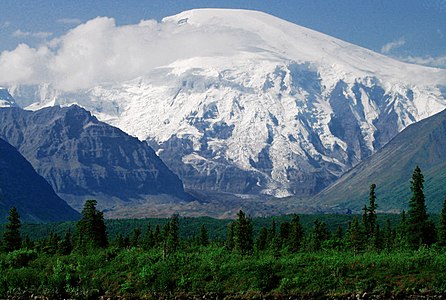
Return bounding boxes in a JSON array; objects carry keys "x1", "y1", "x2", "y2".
[
  {"x1": 8, "y1": 9, "x2": 446, "y2": 198},
  {"x1": 0, "y1": 87, "x2": 17, "y2": 107}
]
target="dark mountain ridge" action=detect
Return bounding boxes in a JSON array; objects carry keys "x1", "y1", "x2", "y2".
[
  {"x1": 0, "y1": 138, "x2": 80, "y2": 222},
  {"x1": 0, "y1": 105, "x2": 192, "y2": 212}
]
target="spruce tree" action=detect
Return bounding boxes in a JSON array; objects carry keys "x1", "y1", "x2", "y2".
[
  {"x1": 3, "y1": 207, "x2": 22, "y2": 252},
  {"x1": 234, "y1": 210, "x2": 253, "y2": 255},
  {"x1": 346, "y1": 217, "x2": 364, "y2": 253},
  {"x1": 383, "y1": 219, "x2": 395, "y2": 250},
  {"x1": 143, "y1": 224, "x2": 155, "y2": 249},
  {"x1": 226, "y1": 222, "x2": 235, "y2": 250},
  {"x1": 268, "y1": 219, "x2": 276, "y2": 244},
  {"x1": 439, "y1": 198, "x2": 446, "y2": 247},
  {"x1": 58, "y1": 230, "x2": 73, "y2": 255},
  {"x1": 407, "y1": 166, "x2": 435, "y2": 248},
  {"x1": 279, "y1": 222, "x2": 291, "y2": 245},
  {"x1": 367, "y1": 183, "x2": 378, "y2": 237},
  {"x1": 154, "y1": 224, "x2": 161, "y2": 246},
  {"x1": 199, "y1": 224, "x2": 209, "y2": 246},
  {"x1": 163, "y1": 214, "x2": 180, "y2": 258},
  {"x1": 130, "y1": 227, "x2": 141, "y2": 248},
  {"x1": 256, "y1": 227, "x2": 268, "y2": 251},
  {"x1": 309, "y1": 219, "x2": 330, "y2": 251},
  {"x1": 289, "y1": 214, "x2": 304, "y2": 253},
  {"x1": 76, "y1": 200, "x2": 108, "y2": 249}
]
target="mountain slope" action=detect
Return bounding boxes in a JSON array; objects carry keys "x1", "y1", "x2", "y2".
[
  {"x1": 0, "y1": 87, "x2": 17, "y2": 107},
  {"x1": 314, "y1": 108, "x2": 446, "y2": 212},
  {"x1": 0, "y1": 138, "x2": 80, "y2": 223},
  {"x1": 9, "y1": 9, "x2": 446, "y2": 199},
  {"x1": 0, "y1": 106, "x2": 192, "y2": 212}
]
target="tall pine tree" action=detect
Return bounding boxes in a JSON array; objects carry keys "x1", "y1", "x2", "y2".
[
  {"x1": 3, "y1": 207, "x2": 22, "y2": 252},
  {"x1": 407, "y1": 166, "x2": 436, "y2": 248},
  {"x1": 233, "y1": 210, "x2": 253, "y2": 255},
  {"x1": 439, "y1": 198, "x2": 446, "y2": 247},
  {"x1": 76, "y1": 200, "x2": 108, "y2": 249}
]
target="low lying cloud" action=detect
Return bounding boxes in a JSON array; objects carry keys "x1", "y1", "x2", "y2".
[
  {"x1": 401, "y1": 55, "x2": 446, "y2": 69},
  {"x1": 1, "y1": 21, "x2": 11, "y2": 29},
  {"x1": 12, "y1": 30, "x2": 53, "y2": 39},
  {"x1": 381, "y1": 37, "x2": 406, "y2": 54},
  {"x1": 0, "y1": 16, "x2": 247, "y2": 91},
  {"x1": 57, "y1": 18, "x2": 82, "y2": 25}
]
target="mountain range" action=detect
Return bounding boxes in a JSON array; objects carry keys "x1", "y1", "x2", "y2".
[
  {"x1": 0, "y1": 105, "x2": 191, "y2": 214},
  {"x1": 1, "y1": 9, "x2": 446, "y2": 220},
  {"x1": 0, "y1": 137, "x2": 80, "y2": 222},
  {"x1": 8, "y1": 9, "x2": 446, "y2": 201}
]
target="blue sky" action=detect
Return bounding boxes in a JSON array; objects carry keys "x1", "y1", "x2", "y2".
[{"x1": 0, "y1": 0, "x2": 445, "y2": 68}]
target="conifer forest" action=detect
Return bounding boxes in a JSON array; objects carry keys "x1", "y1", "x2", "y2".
[{"x1": 1, "y1": 167, "x2": 446, "y2": 299}]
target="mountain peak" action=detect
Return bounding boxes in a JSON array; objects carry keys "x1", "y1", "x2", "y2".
[{"x1": 162, "y1": 9, "x2": 446, "y2": 87}]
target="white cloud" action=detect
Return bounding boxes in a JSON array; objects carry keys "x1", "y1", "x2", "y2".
[
  {"x1": 381, "y1": 37, "x2": 406, "y2": 54},
  {"x1": 0, "y1": 44, "x2": 53, "y2": 84},
  {"x1": 1, "y1": 21, "x2": 11, "y2": 29},
  {"x1": 0, "y1": 16, "x2": 245, "y2": 91},
  {"x1": 57, "y1": 18, "x2": 82, "y2": 25},
  {"x1": 400, "y1": 55, "x2": 446, "y2": 68},
  {"x1": 12, "y1": 29, "x2": 53, "y2": 39}
]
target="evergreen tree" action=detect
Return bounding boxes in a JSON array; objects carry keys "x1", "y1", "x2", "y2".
[
  {"x1": 361, "y1": 184, "x2": 378, "y2": 242},
  {"x1": 367, "y1": 183, "x2": 378, "y2": 237},
  {"x1": 3, "y1": 207, "x2": 22, "y2": 252},
  {"x1": 199, "y1": 224, "x2": 209, "y2": 246},
  {"x1": 395, "y1": 211, "x2": 408, "y2": 249},
  {"x1": 143, "y1": 224, "x2": 155, "y2": 250},
  {"x1": 372, "y1": 224, "x2": 384, "y2": 251},
  {"x1": 114, "y1": 234, "x2": 126, "y2": 248},
  {"x1": 268, "y1": 219, "x2": 276, "y2": 244},
  {"x1": 407, "y1": 166, "x2": 435, "y2": 248},
  {"x1": 345, "y1": 217, "x2": 364, "y2": 253},
  {"x1": 329, "y1": 225, "x2": 345, "y2": 250},
  {"x1": 233, "y1": 210, "x2": 254, "y2": 255},
  {"x1": 44, "y1": 231, "x2": 60, "y2": 254},
  {"x1": 256, "y1": 227, "x2": 268, "y2": 251},
  {"x1": 22, "y1": 234, "x2": 34, "y2": 250},
  {"x1": 76, "y1": 200, "x2": 108, "y2": 249},
  {"x1": 154, "y1": 224, "x2": 161, "y2": 247},
  {"x1": 308, "y1": 219, "x2": 330, "y2": 251},
  {"x1": 439, "y1": 198, "x2": 446, "y2": 247},
  {"x1": 163, "y1": 214, "x2": 180, "y2": 258},
  {"x1": 130, "y1": 227, "x2": 142, "y2": 248},
  {"x1": 226, "y1": 222, "x2": 235, "y2": 250},
  {"x1": 279, "y1": 222, "x2": 291, "y2": 246},
  {"x1": 289, "y1": 214, "x2": 304, "y2": 253},
  {"x1": 383, "y1": 219, "x2": 396, "y2": 250},
  {"x1": 58, "y1": 230, "x2": 73, "y2": 255}
]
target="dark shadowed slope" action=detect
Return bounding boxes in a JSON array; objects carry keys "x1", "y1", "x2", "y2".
[{"x1": 0, "y1": 138, "x2": 80, "y2": 223}]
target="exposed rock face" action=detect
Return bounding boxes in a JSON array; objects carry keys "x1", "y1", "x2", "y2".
[
  {"x1": 0, "y1": 138, "x2": 80, "y2": 223},
  {"x1": 0, "y1": 106, "x2": 192, "y2": 211}
]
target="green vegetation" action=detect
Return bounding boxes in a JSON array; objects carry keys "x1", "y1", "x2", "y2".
[{"x1": 0, "y1": 166, "x2": 446, "y2": 298}]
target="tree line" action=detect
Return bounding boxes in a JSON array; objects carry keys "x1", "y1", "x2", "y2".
[{"x1": 1, "y1": 166, "x2": 445, "y2": 256}]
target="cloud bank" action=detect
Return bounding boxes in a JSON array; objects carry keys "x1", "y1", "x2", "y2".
[
  {"x1": 0, "y1": 17, "x2": 243, "y2": 91},
  {"x1": 381, "y1": 37, "x2": 406, "y2": 54},
  {"x1": 401, "y1": 55, "x2": 446, "y2": 68},
  {"x1": 12, "y1": 30, "x2": 53, "y2": 39}
]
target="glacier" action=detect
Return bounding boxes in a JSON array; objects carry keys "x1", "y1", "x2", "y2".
[{"x1": 7, "y1": 9, "x2": 446, "y2": 199}]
